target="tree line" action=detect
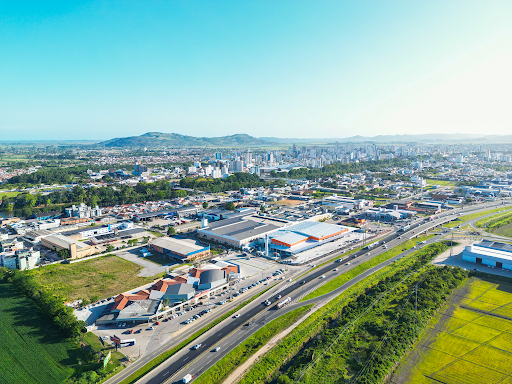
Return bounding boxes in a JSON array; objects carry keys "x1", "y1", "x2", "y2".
[{"x1": 0, "y1": 268, "x2": 87, "y2": 338}]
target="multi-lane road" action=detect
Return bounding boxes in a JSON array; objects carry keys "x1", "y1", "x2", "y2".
[{"x1": 131, "y1": 200, "x2": 512, "y2": 384}]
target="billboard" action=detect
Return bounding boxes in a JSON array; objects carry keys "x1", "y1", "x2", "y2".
[{"x1": 103, "y1": 351, "x2": 111, "y2": 368}]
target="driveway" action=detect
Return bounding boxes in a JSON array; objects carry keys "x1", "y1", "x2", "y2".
[{"x1": 115, "y1": 248, "x2": 171, "y2": 277}]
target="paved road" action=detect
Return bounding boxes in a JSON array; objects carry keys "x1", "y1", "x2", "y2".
[
  {"x1": 107, "y1": 200, "x2": 511, "y2": 384},
  {"x1": 143, "y1": 201, "x2": 512, "y2": 384}
]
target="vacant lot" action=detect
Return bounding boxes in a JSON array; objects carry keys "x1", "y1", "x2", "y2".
[
  {"x1": 392, "y1": 277, "x2": 512, "y2": 384},
  {"x1": 426, "y1": 179, "x2": 458, "y2": 187},
  {"x1": 28, "y1": 255, "x2": 159, "y2": 301},
  {"x1": 0, "y1": 283, "x2": 77, "y2": 384}
]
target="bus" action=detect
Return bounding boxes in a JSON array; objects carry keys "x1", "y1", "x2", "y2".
[
  {"x1": 400, "y1": 225, "x2": 410, "y2": 232},
  {"x1": 277, "y1": 297, "x2": 291, "y2": 309},
  {"x1": 119, "y1": 339, "x2": 136, "y2": 347}
]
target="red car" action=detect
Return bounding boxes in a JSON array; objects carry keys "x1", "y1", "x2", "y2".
[
  {"x1": 155, "y1": 321, "x2": 160, "y2": 325},
  {"x1": 128, "y1": 329, "x2": 133, "y2": 334}
]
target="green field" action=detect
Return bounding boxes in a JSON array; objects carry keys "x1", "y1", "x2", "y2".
[
  {"x1": 426, "y1": 179, "x2": 458, "y2": 187},
  {"x1": 495, "y1": 223, "x2": 512, "y2": 237},
  {"x1": 0, "y1": 191, "x2": 20, "y2": 199},
  {"x1": 392, "y1": 277, "x2": 512, "y2": 384},
  {"x1": 444, "y1": 207, "x2": 512, "y2": 228},
  {"x1": 0, "y1": 283, "x2": 77, "y2": 384},
  {"x1": 27, "y1": 255, "x2": 159, "y2": 302},
  {"x1": 476, "y1": 211, "x2": 512, "y2": 238}
]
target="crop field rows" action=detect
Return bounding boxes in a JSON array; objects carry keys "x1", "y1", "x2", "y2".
[
  {"x1": 394, "y1": 278, "x2": 512, "y2": 384},
  {"x1": 0, "y1": 283, "x2": 77, "y2": 384}
]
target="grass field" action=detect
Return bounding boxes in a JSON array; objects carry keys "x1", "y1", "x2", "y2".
[
  {"x1": 0, "y1": 191, "x2": 20, "y2": 199},
  {"x1": 300, "y1": 234, "x2": 435, "y2": 301},
  {"x1": 0, "y1": 283, "x2": 78, "y2": 384},
  {"x1": 425, "y1": 179, "x2": 458, "y2": 187},
  {"x1": 495, "y1": 223, "x2": 512, "y2": 237},
  {"x1": 27, "y1": 255, "x2": 159, "y2": 302},
  {"x1": 444, "y1": 207, "x2": 512, "y2": 228},
  {"x1": 392, "y1": 277, "x2": 512, "y2": 384}
]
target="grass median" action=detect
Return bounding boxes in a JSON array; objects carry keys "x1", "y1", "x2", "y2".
[
  {"x1": 239, "y1": 242, "x2": 452, "y2": 384},
  {"x1": 443, "y1": 207, "x2": 512, "y2": 228},
  {"x1": 117, "y1": 284, "x2": 276, "y2": 384},
  {"x1": 193, "y1": 305, "x2": 313, "y2": 384},
  {"x1": 300, "y1": 234, "x2": 436, "y2": 301}
]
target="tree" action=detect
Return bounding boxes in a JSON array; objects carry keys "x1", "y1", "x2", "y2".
[
  {"x1": 167, "y1": 226, "x2": 176, "y2": 236},
  {"x1": 202, "y1": 201, "x2": 209, "y2": 209},
  {"x1": 260, "y1": 205, "x2": 266, "y2": 213},
  {"x1": 106, "y1": 244, "x2": 115, "y2": 252},
  {"x1": 57, "y1": 248, "x2": 71, "y2": 259},
  {"x1": 226, "y1": 201, "x2": 236, "y2": 211}
]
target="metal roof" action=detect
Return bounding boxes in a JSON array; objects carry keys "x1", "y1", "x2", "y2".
[
  {"x1": 199, "y1": 270, "x2": 226, "y2": 284},
  {"x1": 151, "y1": 237, "x2": 206, "y2": 255},
  {"x1": 284, "y1": 221, "x2": 345, "y2": 239}
]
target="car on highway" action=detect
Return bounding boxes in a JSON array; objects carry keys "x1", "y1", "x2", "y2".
[
  {"x1": 335, "y1": 259, "x2": 342, "y2": 262},
  {"x1": 320, "y1": 275, "x2": 325, "y2": 279},
  {"x1": 301, "y1": 281, "x2": 306, "y2": 284},
  {"x1": 233, "y1": 314, "x2": 240, "y2": 318},
  {"x1": 346, "y1": 262, "x2": 350, "y2": 265},
  {"x1": 214, "y1": 347, "x2": 221, "y2": 352},
  {"x1": 192, "y1": 343, "x2": 202, "y2": 350},
  {"x1": 287, "y1": 278, "x2": 292, "y2": 282},
  {"x1": 334, "y1": 268, "x2": 338, "y2": 271},
  {"x1": 277, "y1": 295, "x2": 282, "y2": 299}
]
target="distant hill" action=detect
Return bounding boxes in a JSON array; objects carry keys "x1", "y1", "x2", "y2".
[
  {"x1": 99, "y1": 132, "x2": 273, "y2": 148},
  {"x1": 261, "y1": 133, "x2": 512, "y2": 144}
]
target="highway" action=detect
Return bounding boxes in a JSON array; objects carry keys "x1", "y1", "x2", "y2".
[{"x1": 133, "y1": 200, "x2": 512, "y2": 384}]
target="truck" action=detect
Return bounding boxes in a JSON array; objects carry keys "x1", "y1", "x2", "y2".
[
  {"x1": 277, "y1": 297, "x2": 292, "y2": 309},
  {"x1": 400, "y1": 225, "x2": 410, "y2": 232},
  {"x1": 183, "y1": 374, "x2": 193, "y2": 383}
]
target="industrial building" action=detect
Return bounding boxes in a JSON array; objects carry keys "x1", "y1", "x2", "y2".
[
  {"x1": 41, "y1": 234, "x2": 96, "y2": 259},
  {"x1": 462, "y1": 240, "x2": 512, "y2": 269},
  {"x1": 269, "y1": 221, "x2": 354, "y2": 256},
  {"x1": 149, "y1": 237, "x2": 210, "y2": 263},
  {"x1": 197, "y1": 215, "x2": 288, "y2": 248}
]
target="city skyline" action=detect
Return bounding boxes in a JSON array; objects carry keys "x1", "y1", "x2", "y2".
[{"x1": 1, "y1": 1, "x2": 510, "y2": 140}]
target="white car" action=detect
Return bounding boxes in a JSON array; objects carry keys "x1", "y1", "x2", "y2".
[
  {"x1": 147, "y1": 326, "x2": 154, "y2": 330},
  {"x1": 233, "y1": 314, "x2": 240, "y2": 318},
  {"x1": 193, "y1": 343, "x2": 202, "y2": 350},
  {"x1": 320, "y1": 275, "x2": 325, "y2": 279},
  {"x1": 334, "y1": 268, "x2": 338, "y2": 271}
]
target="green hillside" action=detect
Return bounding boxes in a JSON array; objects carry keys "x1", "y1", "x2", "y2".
[{"x1": 100, "y1": 132, "x2": 272, "y2": 148}]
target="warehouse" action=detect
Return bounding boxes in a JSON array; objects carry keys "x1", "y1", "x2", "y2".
[
  {"x1": 149, "y1": 236, "x2": 210, "y2": 262},
  {"x1": 197, "y1": 215, "x2": 288, "y2": 248},
  {"x1": 41, "y1": 234, "x2": 96, "y2": 259},
  {"x1": 269, "y1": 221, "x2": 354, "y2": 256},
  {"x1": 462, "y1": 240, "x2": 512, "y2": 269}
]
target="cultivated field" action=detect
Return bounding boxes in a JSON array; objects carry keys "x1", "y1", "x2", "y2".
[
  {"x1": 392, "y1": 277, "x2": 512, "y2": 384},
  {"x1": 0, "y1": 283, "x2": 77, "y2": 384},
  {"x1": 27, "y1": 255, "x2": 160, "y2": 301}
]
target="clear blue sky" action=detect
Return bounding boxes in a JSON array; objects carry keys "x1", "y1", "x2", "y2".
[{"x1": 0, "y1": 0, "x2": 510, "y2": 140}]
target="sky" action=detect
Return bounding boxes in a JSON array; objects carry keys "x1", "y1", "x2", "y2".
[{"x1": 0, "y1": 0, "x2": 511, "y2": 140}]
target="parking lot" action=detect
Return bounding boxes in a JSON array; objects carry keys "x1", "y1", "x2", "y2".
[{"x1": 88, "y1": 256, "x2": 291, "y2": 359}]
